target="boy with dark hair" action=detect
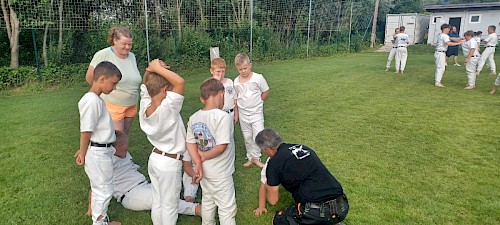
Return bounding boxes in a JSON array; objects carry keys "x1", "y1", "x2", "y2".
[
  {"x1": 139, "y1": 59, "x2": 187, "y2": 225},
  {"x1": 186, "y1": 78, "x2": 237, "y2": 225},
  {"x1": 477, "y1": 25, "x2": 497, "y2": 76},
  {"x1": 76, "y1": 61, "x2": 122, "y2": 225},
  {"x1": 434, "y1": 23, "x2": 462, "y2": 88}
]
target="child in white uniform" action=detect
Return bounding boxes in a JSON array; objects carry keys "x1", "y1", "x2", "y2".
[
  {"x1": 385, "y1": 28, "x2": 400, "y2": 72},
  {"x1": 462, "y1": 31, "x2": 481, "y2": 90},
  {"x1": 139, "y1": 59, "x2": 186, "y2": 225},
  {"x1": 76, "y1": 61, "x2": 122, "y2": 225},
  {"x1": 182, "y1": 150, "x2": 199, "y2": 203},
  {"x1": 83, "y1": 131, "x2": 201, "y2": 216},
  {"x1": 477, "y1": 25, "x2": 498, "y2": 75},
  {"x1": 234, "y1": 53, "x2": 270, "y2": 168},
  {"x1": 434, "y1": 23, "x2": 462, "y2": 88},
  {"x1": 394, "y1": 26, "x2": 409, "y2": 74},
  {"x1": 186, "y1": 78, "x2": 237, "y2": 225}
]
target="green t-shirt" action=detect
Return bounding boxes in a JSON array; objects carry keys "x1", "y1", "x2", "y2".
[{"x1": 90, "y1": 47, "x2": 142, "y2": 106}]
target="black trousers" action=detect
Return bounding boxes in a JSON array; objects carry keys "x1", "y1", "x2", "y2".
[{"x1": 273, "y1": 195, "x2": 349, "y2": 225}]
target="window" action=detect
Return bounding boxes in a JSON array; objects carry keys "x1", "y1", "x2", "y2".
[
  {"x1": 470, "y1": 14, "x2": 481, "y2": 23},
  {"x1": 432, "y1": 16, "x2": 442, "y2": 24}
]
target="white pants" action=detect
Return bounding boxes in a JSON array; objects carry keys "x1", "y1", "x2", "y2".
[
  {"x1": 148, "y1": 152, "x2": 182, "y2": 225},
  {"x1": 85, "y1": 146, "x2": 115, "y2": 225},
  {"x1": 239, "y1": 112, "x2": 264, "y2": 160},
  {"x1": 477, "y1": 47, "x2": 496, "y2": 73},
  {"x1": 386, "y1": 47, "x2": 397, "y2": 68},
  {"x1": 466, "y1": 57, "x2": 480, "y2": 86},
  {"x1": 395, "y1": 47, "x2": 408, "y2": 71},
  {"x1": 121, "y1": 182, "x2": 197, "y2": 215},
  {"x1": 182, "y1": 171, "x2": 199, "y2": 198},
  {"x1": 200, "y1": 176, "x2": 237, "y2": 225},
  {"x1": 435, "y1": 52, "x2": 446, "y2": 83}
]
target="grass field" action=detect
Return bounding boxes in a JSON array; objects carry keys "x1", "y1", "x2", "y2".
[{"x1": 1, "y1": 46, "x2": 499, "y2": 225}]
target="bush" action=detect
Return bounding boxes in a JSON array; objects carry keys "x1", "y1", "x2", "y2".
[{"x1": 0, "y1": 64, "x2": 88, "y2": 90}]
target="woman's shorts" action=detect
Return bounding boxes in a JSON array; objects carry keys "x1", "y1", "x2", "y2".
[
  {"x1": 105, "y1": 101, "x2": 138, "y2": 121},
  {"x1": 446, "y1": 47, "x2": 459, "y2": 57}
]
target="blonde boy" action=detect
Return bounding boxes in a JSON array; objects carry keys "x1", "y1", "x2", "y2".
[
  {"x1": 186, "y1": 78, "x2": 237, "y2": 225},
  {"x1": 76, "y1": 61, "x2": 122, "y2": 225},
  {"x1": 139, "y1": 59, "x2": 187, "y2": 225},
  {"x1": 462, "y1": 31, "x2": 481, "y2": 90},
  {"x1": 234, "y1": 53, "x2": 270, "y2": 168}
]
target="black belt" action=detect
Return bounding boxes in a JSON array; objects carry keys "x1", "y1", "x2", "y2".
[
  {"x1": 392, "y1": 47, "x2": 398, "y2": 48},
  {"x1": 471, "y1": 55, "x2": 480, "y2": 58},
  {"x1": 436, "y1": 50, "x2": 445, "y2": 53},
  {"x1": 119, "y1": 181, "x2": 147, "y2": 202},
  {"x1": 90, "y1": 142, "x2": 113, "y2": 147},
  {"x1": 226, "y1": 108, "x2": 234, "y2": 113},
  {"x1": 487, "y1": 46, "x2": 496, "y2": 48},
  {"x1": 398, "y1": 46, "x2": 406, "y2": 48}
]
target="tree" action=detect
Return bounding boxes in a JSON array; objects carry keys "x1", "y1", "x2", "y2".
[
  {"x1": 391, "y1": 0, "x2": 424, "y2": 13},
  {"x1": 1, "y1": 0, "x2": 20, "y2": 68}
]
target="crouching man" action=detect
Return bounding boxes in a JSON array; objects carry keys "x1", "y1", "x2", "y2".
[{"x1": 255, "y1": 129, "x2": 349, "y2": 225}]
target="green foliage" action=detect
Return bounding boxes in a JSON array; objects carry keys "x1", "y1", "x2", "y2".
[{"x1": 0, "y1": 64, "x2": 87, "y2": 90}]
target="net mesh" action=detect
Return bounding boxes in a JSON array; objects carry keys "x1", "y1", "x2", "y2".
[{"x1": 0, "y1": 0, "x2": 374, "y2": 66}]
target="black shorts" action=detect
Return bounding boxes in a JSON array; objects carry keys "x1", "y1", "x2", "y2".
[{"x1": 446, "y1": 47, "x2": 459, "y2": 57}]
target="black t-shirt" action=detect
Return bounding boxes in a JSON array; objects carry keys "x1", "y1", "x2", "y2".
[{"x1": 266, "y1": 143, "x2": 344, "y2": 203}]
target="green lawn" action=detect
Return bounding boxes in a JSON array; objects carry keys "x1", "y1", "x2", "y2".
[{"x1": 1, "y1": 47, "x2": 499, "y2": 225}]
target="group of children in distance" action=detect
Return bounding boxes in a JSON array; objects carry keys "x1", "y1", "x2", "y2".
[
  {"x1": 77, "y1": 53, "x2": 269, "y2": 225},
  {"x1": 386, "y1": 24, "x2": 498, "y2": 91}
]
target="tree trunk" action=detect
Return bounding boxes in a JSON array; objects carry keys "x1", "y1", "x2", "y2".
[
  {"x1": 176, "y1": 0, "x2": 182, "y2": 41},
  {"x1": 1, "y1": 0, "x2": 20, "y2": 68},
  {"x1": 196, "y1": 0, "x2": 205, "y2": 27},
  {"x1": 58, "y1": 0, "x2": 63, "y2": 61},
  {"x1": 154, "y1": 0, "x2": 161, "y2": 36},
  {"x1": 43, "y1": 0, "x2": 55, "y2": 67}
]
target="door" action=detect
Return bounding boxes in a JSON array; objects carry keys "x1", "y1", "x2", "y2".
[{"x1": 449, "y1": 17, "x2": 462, "y2": 35}]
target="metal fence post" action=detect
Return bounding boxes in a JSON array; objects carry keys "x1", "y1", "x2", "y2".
[
  {"x1": 144, "y1": 0, "x2": 151, "y2": 62},
  {"x1": 306, "y1": 0, "x2": 312, "y2": 57}
]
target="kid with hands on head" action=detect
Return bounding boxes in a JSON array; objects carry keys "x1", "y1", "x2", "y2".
[
  {"x1": 186, "y1": 78, "x2": 237, "y2": 225},
  {"x1": 76, "y1": 61, "x2": 122, "y2": 225},
  {"x1": 138, "y1": 59, "x2": 187, "y2": 225}
]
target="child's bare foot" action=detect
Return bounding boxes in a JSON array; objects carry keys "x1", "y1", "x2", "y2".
[
  {"x1": 86, "y1": 208, "x2": 91, "y2": 217},
  {"x1": 108, "y1": 221, "x2": 121, "y2": 225},
  {"x1": 243, "y1": 161, "x2": 253, "y2": 167},
  {"x1": 490, "y1": 89, "x2": 496, "y2": 94},
  {"x1": 252, "y1": 159, "x2": 264, "y2": 168},
  {"x1": 185, "y1": 196, "x2": 195, "y2": 202}
]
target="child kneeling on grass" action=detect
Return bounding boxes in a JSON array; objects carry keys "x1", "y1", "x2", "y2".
[{"x1": 75, "y1": 61, "x2": 122, "y2": 225}]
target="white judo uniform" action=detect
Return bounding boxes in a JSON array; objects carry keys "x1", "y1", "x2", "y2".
[
  {"x1": 435, "y1": 33, "x2": 452, "y2": 85},
  {"x1": 395, "y1": 33, "x2": 409, "y2": 72},
  {"x1": 477, "y1": 32, "x2": 498, "y2": 74},
  {"x1": 462, "y1": 39, "x2": 481, "y2": 87}
]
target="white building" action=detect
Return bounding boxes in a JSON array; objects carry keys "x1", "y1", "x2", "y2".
[
  {"x1": 384, "y1": 13, "x2": 430, "y2": 46},
  {"x1": 425, "y1": 2, "x2": 500, "y2": 45}
]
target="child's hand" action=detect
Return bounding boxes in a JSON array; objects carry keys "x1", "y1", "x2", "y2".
[
  {"x1": 253, "y1": 206, "x2": 267, "y2": 216},
  {"x1": 193, "y1": 163, "x2": 203, "y2": 183},
  {"x1": 158, "y1": 60, "x2": 171, "y2": 69},
  {"x1": 147, "y1": 59, "x2": 163, "y2": 73},
  {"x1": 198, "y1": 150, "x2": 206, "y2": 162},
  {"x1": 74, "y1": 150, "x2": 85, "y2": 166}
]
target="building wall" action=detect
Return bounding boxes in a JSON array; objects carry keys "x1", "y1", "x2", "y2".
[
  {"x1": 385, "y1": 13, "x2": 430, "y2": 45},
  {"x1": 428, "y1": 10, "x2": 500, "y2": 45}
]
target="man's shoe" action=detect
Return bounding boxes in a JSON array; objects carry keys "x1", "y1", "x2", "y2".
[{"x1": 435, "y1": 82, "x2": 445, "y2": 88}]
